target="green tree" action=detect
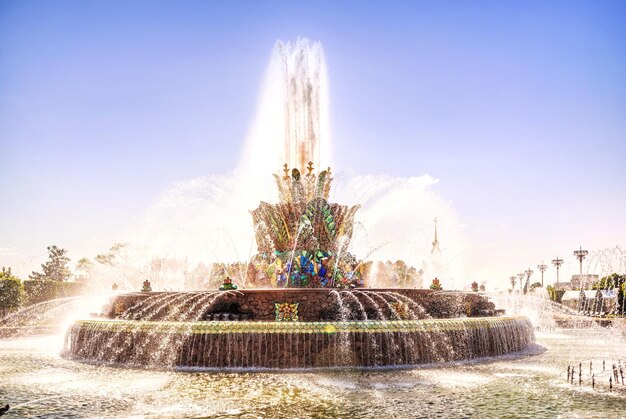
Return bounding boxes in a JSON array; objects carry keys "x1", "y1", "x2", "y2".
[
  {"x1": 394, "y1": 260, "x2": 408, "y2": 287},
  {"x1": 29, "y1": 245, "x2": 71, "y2": 282},
  {"x1": 592, "y1": 273, "x2": 626, "y2": 315},
  {"x1": 593, "y1": 274, "x2": 626, "y2": 315},
  {"x1": 96, "y1": 242, "x2": 127, "y2": 265},
  {"x1": 592, "y1": 273, "x2": 625, "y2": 290},
  {"x1": 546, "y1": 284, "x2": 565, "y2": 303},
  {"x1": 75, "y1": 257, "x2": 94, "y2": 282},
  {"x1": 0, "y1": 266, "x2": 23, "y2": 311}
]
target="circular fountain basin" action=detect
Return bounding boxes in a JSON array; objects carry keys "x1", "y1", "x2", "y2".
[{"x1": 65, "y1": 316, "x2": 534, "y2": 369}]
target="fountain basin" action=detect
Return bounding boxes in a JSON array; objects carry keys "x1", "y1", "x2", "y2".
[{"x1": 65, "y1": 316, "x2": 534, "y2": 369}]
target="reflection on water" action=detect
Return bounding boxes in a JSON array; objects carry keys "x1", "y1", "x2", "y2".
[{"x1": 0, "y1": 331, "x2": 624, "y2": 418}]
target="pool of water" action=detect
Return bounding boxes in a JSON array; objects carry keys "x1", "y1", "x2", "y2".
[{"x1": 0, "y1": 330, "x2": 624, "y2": 418}]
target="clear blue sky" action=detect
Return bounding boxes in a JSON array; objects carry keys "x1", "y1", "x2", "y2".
[{"x1": 1, "y1": 0, "x2": 625, "y2": 281}]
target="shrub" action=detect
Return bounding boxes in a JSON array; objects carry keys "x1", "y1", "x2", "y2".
[
  {"x1": 0, "y1": 267, "x2": 22, "y2": 313},
  {"x1": 0, "y1": 277, "x2": 22, "y2": 310},
  {"x1": 23, "y1": 280, "x2": 86, "y2": 305},
  {"x1": 546, "y1": 285, "x2": 565, "y2": 303}
]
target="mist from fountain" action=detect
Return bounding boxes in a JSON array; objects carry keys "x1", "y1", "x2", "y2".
[
  {"x1": 491, "y1": 290, "x2": 558, "y2": 331},
  {"x1": 89, "y1": 38, "x2": 470, "y2": 292}
]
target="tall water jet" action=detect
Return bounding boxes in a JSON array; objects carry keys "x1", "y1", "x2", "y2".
[{"x1": 240, "y1": 38, "x2": 331, "y2": 176}]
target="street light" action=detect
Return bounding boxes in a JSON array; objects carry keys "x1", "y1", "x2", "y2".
[
  {"x1": 517, "y1": 272, "x2": 525, "y2": 292},
  {"x1": 552, "y1": 257, "x2": 564, "y2": 284},
  {"x1": 510, "y1": 275, "x2": 517, "y2": 290},
  {"x1": 537, "y1": 263, "x2": 548, "y2": 287},
  {"x1": 573, "y1": 245, "x2": 588, "y2": 275},
  {"x1": 524, "y1": 268, "x2": 534, "y2": 294}
]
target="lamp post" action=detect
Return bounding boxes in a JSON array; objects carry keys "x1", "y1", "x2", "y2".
[
  {"x1": 537, "y1": 263, "x2": 548, "y2": 287},
  {"x1": 524, "y1": 268, "x2": 534, "y2": 294},
  {"x1": 552, "y1": 257, "x2": 564, "y2": 284},
  {"x1": 517, "y1": 273, "x2": 525, "y2": 293},
  {"x1": 573, "y1": 246, "x2": 588, "y2": 275},
  {"x1": 510, "y1": 275, "x2": 517, "y2": 290}
]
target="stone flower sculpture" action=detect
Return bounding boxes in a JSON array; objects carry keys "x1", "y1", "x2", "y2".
[{"x1": 250, "y1": 163, "x2": 362, "y2": 288}]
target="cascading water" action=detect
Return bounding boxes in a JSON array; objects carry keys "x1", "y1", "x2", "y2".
[
  {"x1": 0, "y1": 296, "x2": 109, "y2": 337},
  {"x1": 61, "y1": 287, "x2": 536, "y2": 369},
  {"x1": 66, "y1": 314, "x2": 535, "y2": 369}
]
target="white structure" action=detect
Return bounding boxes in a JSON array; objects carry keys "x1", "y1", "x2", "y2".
[{"x1": 561, "y1": 289, "x2": 617, "y2": 314}]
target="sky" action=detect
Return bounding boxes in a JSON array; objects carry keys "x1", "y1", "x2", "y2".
[{"x1": 1, "y1": 0, "x2": 625, "y2": 284}]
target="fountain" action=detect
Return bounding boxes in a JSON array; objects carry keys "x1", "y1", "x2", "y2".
[
  {"x1": 57, "y1": 39, "x2": 535, "y2": 369},
  {"x1": 64, "y1": 162, "x2": 534, "y2": 368},
  {"x1": 3, "y1": 37, "x2": 626, "y2": 418}
]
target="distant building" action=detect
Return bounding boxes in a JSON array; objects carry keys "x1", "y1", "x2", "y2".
[
  {"x1": 553, "y1": 274, "x2": 599, "y2": 291},
  {"x1": 570, "y1": 274, "x2": 599, "y2": 289}
]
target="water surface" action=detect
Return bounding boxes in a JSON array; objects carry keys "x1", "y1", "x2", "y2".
[{"x1": 0, "y1": 330, "x2": 624, "y2": 418}]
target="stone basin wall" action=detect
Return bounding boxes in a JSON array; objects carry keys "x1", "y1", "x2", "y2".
[
  {"x1": 66, "y1": 316, "x2": 534, "y2": 369},
  {"x1": 104, "y1": 289, "x2": 496, "y2": 321}
]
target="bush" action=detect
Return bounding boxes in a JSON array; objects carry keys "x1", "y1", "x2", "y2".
[
  {"x1": 530, "y1": 282, "x2": 542, "y2": 292},
  {"x1": 23, "y1": 280, "x2": 86, "y2": 305},
  {"x1": 546, "y1": 285, "x2": 565, "y2": 303},
  {"x1": 0, "y1": 277, "x2": 22, "y2": 310}
]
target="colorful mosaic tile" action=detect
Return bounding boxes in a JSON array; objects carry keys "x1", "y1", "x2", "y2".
[{"x1": 275, "y1": 302, "x2": 299, "y2": 322}]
